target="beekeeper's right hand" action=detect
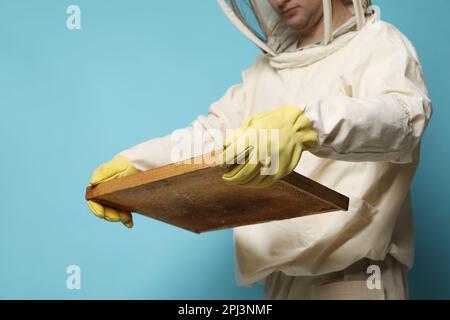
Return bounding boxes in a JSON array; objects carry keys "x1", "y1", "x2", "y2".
[{"x1": 87, "y1": 156, "x2": 139, "y2": 228}]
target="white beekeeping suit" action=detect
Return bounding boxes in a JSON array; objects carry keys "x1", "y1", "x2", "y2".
[{"x1": 118, "y1": 0, "x2": 432, "y2": 299}]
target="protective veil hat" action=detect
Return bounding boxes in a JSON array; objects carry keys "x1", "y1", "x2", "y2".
[{"x1": 218, "y1": 0, "x2": 371, "y2": 55}]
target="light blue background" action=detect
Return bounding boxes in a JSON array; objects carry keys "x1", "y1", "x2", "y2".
[{"x1": 0, "y1": 0, "x2": 448, "y2": 299}]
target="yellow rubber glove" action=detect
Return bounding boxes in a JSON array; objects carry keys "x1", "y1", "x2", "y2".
[
  {"x1": 222, "y1": 105, "x2": 318, "y2": 188},
  {"x1": 87, "y1": 156, "x2": 139, "y2": 228}
]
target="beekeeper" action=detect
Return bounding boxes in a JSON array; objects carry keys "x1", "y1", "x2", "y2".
[{"x1": 87, "y1": 0, "x2": 432, "y2": 300}]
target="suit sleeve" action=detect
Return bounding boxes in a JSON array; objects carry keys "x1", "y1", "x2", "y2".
[
  {"x1": 303, "y1": 35, "x2": 432, "y2": 163},
  {"x1": 117, "y1": 84, "x2": 246, "y2": 171}
]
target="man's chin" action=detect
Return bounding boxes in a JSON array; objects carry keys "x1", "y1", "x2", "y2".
[
  {"x1": 284, "y1": 16, "x2": 310, "y2": 31},
  {"x1": 287, "y1": 22, "x2": 308, "y2": 32}
]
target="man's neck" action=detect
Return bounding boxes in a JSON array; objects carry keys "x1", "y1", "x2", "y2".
[{"x1": 298, "y1": 1, "x2": 353, "y2": 48}]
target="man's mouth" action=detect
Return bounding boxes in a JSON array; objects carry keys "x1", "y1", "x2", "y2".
[{"x1": 281, "y1": 6, "x2": 300, "y2": 17}]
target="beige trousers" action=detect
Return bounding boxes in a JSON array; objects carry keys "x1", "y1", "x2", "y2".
[{"x1": 264, "y1": 255, "x2": 409, "y2": 300}]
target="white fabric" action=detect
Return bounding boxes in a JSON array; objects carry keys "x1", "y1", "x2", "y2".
[
  {"x1": 282, "y1": 14, "x2": 359, "y2": 53},
  {"x1": 264, "y1": 255, "x2": 408, "y2": 300},
  {"x1": 285, "y1": 40, "x2": 298, "y2": 53},
  {"x1": 118, "y1": 13, "x2": 431, "y2": 286}
]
